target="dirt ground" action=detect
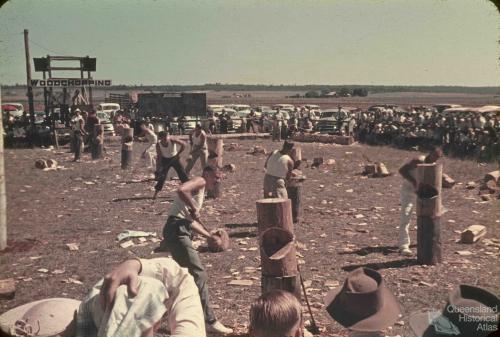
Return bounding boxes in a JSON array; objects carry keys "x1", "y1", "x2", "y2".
[{"x1": 0, "y1": 138, "x2": 499, "y2": 337}]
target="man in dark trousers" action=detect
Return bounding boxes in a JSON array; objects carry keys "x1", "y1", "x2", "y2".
[
  {"x1": 72, "y1": 109, "x2": 87, "y2": 161},
  {"x1": 153, "y1": 131, "x2": 189, "y2": 200},
  {"x1": 157, "y1": 166, "x2": 233, "y2": 335}
]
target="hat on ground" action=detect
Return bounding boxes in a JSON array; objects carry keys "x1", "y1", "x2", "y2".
[
  {"x1": 0, "y1": 298, "x2": 81, "y2": 337},
  {"x1": 409, "y1": 285, "x2": 499, "y2": 337},
  {"x1": 324, "y1": 267, "x2": 401, "y2": 332}
]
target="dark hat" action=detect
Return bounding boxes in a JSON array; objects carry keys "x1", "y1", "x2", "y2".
[
  {"x1": 409, "y1": 285, "x2": 499, "y2": 337},
  {"x1": 324, "y1": 268, "x2": 401, "y2": 332}
]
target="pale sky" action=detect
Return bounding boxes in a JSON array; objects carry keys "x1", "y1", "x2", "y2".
[{"x1": 0, "y1": 0, "x2": 499, "y2": 86}]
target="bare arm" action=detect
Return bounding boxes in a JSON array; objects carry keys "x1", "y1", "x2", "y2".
[
  {"x1": 190, "y1": 220, "x2": 211, "y2": 238},
  {"x1": 156, "y1": 143, "x2": 162, "y2": 161},
  {"x1": 264, "y1": 152, "x2": 273, "y2": 169},
  {"x1": 171, "y1": 137, "x2": 187, "y2": 156},
  {"x1": 285, "y1": 157, "x2": 294, "y2": 181},
  {"x1": 99, "y1": 259, "x2": 141, "y2": 310},
  {"x1": 177, "y1": 177, "x2": 205, "y2": 218},
  {"x1": 399, "y1": 159, "x2": 421, "y2": 189}
]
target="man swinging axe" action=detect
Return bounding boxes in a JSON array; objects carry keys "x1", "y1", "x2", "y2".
[{"x1": 156, "y1": 166, "x2": 233, "y2": 335}]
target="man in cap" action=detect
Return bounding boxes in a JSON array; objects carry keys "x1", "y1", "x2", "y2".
[
  {"x1": 263, "y1": 141, "x2": 294, "y2": 199},
  {"x1": 398, "y1": 147, "x2": 443, "y2": 256},
  {"x1": 156, "y1": 166, "x2": 233, "y2": 335}
]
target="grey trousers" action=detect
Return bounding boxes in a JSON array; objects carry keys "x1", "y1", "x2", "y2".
[
  {"x1": 163, "y1": 216, "x2": 216, "y2": 324},
  {"x1": 263, "y1": 174, "x2": 288, "y2": 199},
  {"x1": 185, "y1": 148, "x2": 208, "y2": 175}
]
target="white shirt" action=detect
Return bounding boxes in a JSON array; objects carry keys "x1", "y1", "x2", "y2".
[
  {"x1": 168, "y1": 187, "x2": 205, "y2": 220},
  {"x1": 266, "y1": 150, "x2": 291, "y2": 178},
  {"x1": 145, "y1": 129, "x2": 158, "y2": 144},
  {"x1": 158, "y1": 139, "x2": 178, "y2": 158},
  {"x1": 192, "y1": 130, "x2": 206, "y2": 148},
  {"x1": 139, "y1": 258, "x2": 206, "y2": 337}
]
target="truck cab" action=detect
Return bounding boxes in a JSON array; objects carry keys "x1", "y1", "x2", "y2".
[{"x1": 96, "y1": 103, "x2": 120, "y2": 118}]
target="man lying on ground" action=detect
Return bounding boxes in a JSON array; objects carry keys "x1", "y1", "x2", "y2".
[{"x1": 0, "y1": 257, "x2": 206, "y2": 337}]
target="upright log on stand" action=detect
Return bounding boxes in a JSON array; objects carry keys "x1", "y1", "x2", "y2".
[
  {"x1": 206, "y1": 136, "x2": 224, "y2": 198},
  {"x1": 287, "y1": 146, "x2": 304, "y2": 223},
  {"x1": 207, "y1": 136, "x2": 224, "y2": 168},
  {"x1": 416, "y1": 163, "x2": 443, "y2": 265},
  {"x1": 256, "y1": 198, "x2": 300, "y2": 298},
  {"x1": 91, "y1": 124, "x2": 104, "y2": 160},
  {"x1": 121, "y1": 127, "x2": 133, "y2": 169}
]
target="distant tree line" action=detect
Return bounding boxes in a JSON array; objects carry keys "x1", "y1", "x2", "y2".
[{"x1": 2, "y1": 83, "x2": 499, "y2": 95}]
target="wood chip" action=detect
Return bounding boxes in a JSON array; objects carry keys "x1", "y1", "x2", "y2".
[
  {"x1": 227, "y1": 280, "x2": 253, "y2": 286},
  {"x1": 455, "y1": 250, "x2": 473, "y2": 256},
  {"x1": 120, "y1": 240, "x2": 134, "y2": 248},
  {"x1": 66, "y1": 243, "x2": 79, "y2": 251},
  {"x1": 0, "y1": 278, "x2": 16, "y2": 299}
]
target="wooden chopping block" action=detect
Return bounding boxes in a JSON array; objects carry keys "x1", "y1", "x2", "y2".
[
  {"x1": 46, "y1": 159, "x2": 58, "y2": 168},
  {"x1": 461, "y1": 225, "x2": 486, "y2": 244},
  {"x1": 0, "y1": 278, "x2": 16, "y2": 299},
  {"x1": 312, "y1": 157, "x2": 323, "y2": 167},
  {"x1": 222, "y1": 164, "x2": 236, "y2": 172},
  {"x1": 442, "y1": 173, "x2": 456, "y2": 188},
  {"x1": 364, "y1": 164, "x2": 377, "y2": 175},
  {"x1": 35, "y1": 159, "x2": 48, "y2": 169},
  {"x1": 375, "y1": 162, "x2": 390, "y2": 177},
  {"x1": 208, "y1": 228, "x2": 230, "y2": 252},
  {"x1": 485, "y1": 170, "x2": 500, "y2": 183}
]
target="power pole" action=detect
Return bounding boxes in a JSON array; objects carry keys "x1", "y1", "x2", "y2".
[
  {"x1": 24, "y1": 29, "x2": 36, "y2": 146},
  {"x1": 0, "y1": 87, "x2": 6, "y2": 250}
]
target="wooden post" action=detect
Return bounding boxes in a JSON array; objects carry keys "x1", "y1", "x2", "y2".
[
  {"x1": 207, "y1": 136, "x2": 224, "y2": 168},
  {"x1": 121, "y1": 127, "x2": 133, "y2": 169},
  {"x1": 24, "y1": 29, "x2": 36, "y2": 146},
  {"x1": 291, "y1": 145, "x2": 302, "y2": 169},
  {"x1": 206, "y1": 136, "x2": 223, "y2": 198},
  {"x1": 256, "y1": 198, "x2": 300, "y2": 298},
  {"x1": 91, "y1": 124, "x2": 104, "y2": 160},
  {"x1": 256, "y1": 198, "x2": 294, "y2": 236},
  {"x1": 416, "y1": 163, "x2": 443, "y2": 265},
  {"x1": 0, "y1": 87, "x2": 6, "y2": 250},
  {"x1": 286, "y1": 185, "x2": 302, "y2": 224}
]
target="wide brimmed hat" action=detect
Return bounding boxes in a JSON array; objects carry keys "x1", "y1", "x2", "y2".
[
  {"x1": 409, "y1": 285, "x2": 499, "y2": 337},
  {"x1": 0, "y1": 298, "x2": 80, "y2": 337},
  {"x1": 324, "y1": 267, "x2": 401, "y2": 332}
]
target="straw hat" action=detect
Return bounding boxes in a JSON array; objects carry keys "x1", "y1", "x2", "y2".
[{"x1": 0, "y1": 298, "x2": 80, "y2": 337}]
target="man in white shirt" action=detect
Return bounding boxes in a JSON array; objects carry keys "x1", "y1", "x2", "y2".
[
  {"x1": 156, "y1": 166, "x2": 233, "y2": 335},
  {"x1": 398, "y1": 148, "x2": 443, "y2": 256},
  {"x1": 72, "y1": 109, "x2": 87, "y2": 162},
  {"x1": 153, "y1": 130, "x2": 189, "y2": 199},
  {"x1": 185, "y1": 124, "x2": 208, "y2": 175},
  {"x1": 96, "y1": 257, "x2": 206, "y2": 337},
  {"x1": 139, "y1": 122, "x2": 158, "y2": 170},
  {"x1": 263, "y1": 141, "x2": 294, "y2": 199}
]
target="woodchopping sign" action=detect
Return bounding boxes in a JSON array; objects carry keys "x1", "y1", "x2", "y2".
[{"x1": 31, "y1": 79, "x2": 112, "y2": 87}]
